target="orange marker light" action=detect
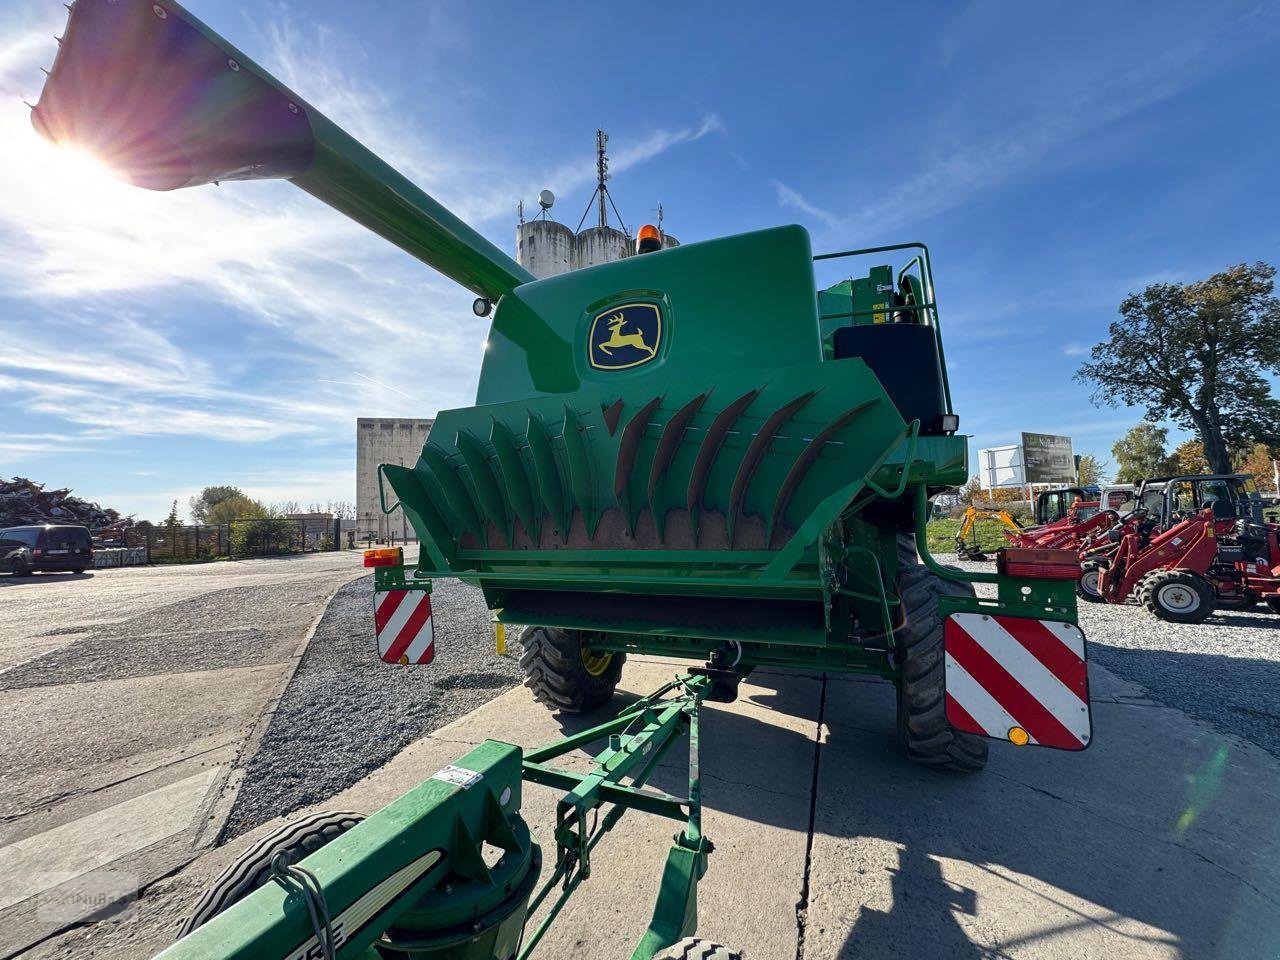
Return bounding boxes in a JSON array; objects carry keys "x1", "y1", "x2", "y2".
[
  {"x1": 1007, "y1": 726, "x2": 1030, "y2": 746},
  {"x1": 636, "y1": 223, "x2": 662, "y2": 254},
  {"x1": 363, "y1": 547, "x2": 404, "y2": 568}
]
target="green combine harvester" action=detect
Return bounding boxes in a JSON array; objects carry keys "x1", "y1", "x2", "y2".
[{"x1": 32, "y1": 2, "x2": 1094, "y2": 957}]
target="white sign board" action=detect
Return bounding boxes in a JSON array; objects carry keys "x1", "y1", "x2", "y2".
[{"x1": 978, "y1": 444, "x2": 1024, "y2": 490}]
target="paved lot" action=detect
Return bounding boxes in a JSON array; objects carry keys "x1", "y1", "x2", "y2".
[
  {"x1": 0, "y1": 553, "x2": 374, "y2": 957},
  {"x1": 9, "y1": 552, "x2": 1280, "y2": 959}
]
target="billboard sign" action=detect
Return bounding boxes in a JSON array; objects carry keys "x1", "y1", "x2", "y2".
[{"x1": 1021, "y1": 432, "x2": 1076, "y2": 484}]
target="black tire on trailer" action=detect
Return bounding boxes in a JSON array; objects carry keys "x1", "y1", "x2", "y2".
[
  {"x1": 1076, "y1": 560, "x2": 1108, "y2": 603},
  {"x1": 1265, "y1": 598, "x2": 1280, "y2": 616},
  {"x1": 178, "y1": 810, "x2": 364, "y2": 938},
  {"x1": 652, "y1": 938, "x2": 743, "y2": 960},
  {"x1": 518, "y1": 626, "x2": 624, "y2": 714},
  {"x1": 1139, "y1": 570, "x2": 1214, "y2": 625},
  {"x1": 894, "y1": 535, "x2": 988, "y2": 773}
]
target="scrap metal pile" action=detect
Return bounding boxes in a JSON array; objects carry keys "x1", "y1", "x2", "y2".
[{"x1": 0, "y1": 476, "x2": 128, "y2": 530}]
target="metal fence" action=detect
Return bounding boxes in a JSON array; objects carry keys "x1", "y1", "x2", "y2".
[{"x1": 120, "y1": 519, "x2": 342, "y2": 562}]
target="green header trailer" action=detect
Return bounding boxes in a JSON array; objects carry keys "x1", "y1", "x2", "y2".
[{"x1": 33, "y1": 2, "x2": 1093, "y2": 956}]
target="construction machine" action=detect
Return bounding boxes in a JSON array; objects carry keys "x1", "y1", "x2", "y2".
[
  {"x1": 1085, "y1": 474, "x2": 1280, "y2": 619},
  {"x1": 31, "y1": 2, "x2": 1095, "y2": 956},
  {"x1": 953, "y1": 505, "x2": 1024, "y2": 560}
]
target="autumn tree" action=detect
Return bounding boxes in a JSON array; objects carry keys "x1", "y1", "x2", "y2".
[
  {"x1": 1236, "y1": 443, "x2": 1279, "y2": 493},
  {"x1": 1111, "y1": 423, "x2": 1170, "y2": 483},
  {"x1": 1076, "y1": 262, "x2": 1280, "y2": 473},
  {"x1": 1167, "y1": 439, "x2": 1209, "y2": 475}
]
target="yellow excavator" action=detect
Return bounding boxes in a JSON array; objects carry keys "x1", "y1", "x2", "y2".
[{"x1": 955, "y1": 506, "x2": 1024, "y2": 561}]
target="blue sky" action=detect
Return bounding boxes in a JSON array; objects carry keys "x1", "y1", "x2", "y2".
[{"x1": 2, "y1": 0, "x2": 1278, "y2": 520}]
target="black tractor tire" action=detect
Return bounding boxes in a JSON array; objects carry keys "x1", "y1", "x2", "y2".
[
  {"x1": 894, "y1": 535, "x2": 988, "y2": 773},
  {"x1": 179, "y1": 810, "x2": 364, "y2": 937},
  {"x1": 518, "y1": 626, "x2": 624, "y2": 714},
  {"x1": 1076, "y1": 560, "x2": 1108, "y2": 603},
  {"x1": 1139, "y1": 570, "x2": 1214, "y2": 625},
  {"x1": 652, "y1": 938, "x2": 742, "y2": 960}
]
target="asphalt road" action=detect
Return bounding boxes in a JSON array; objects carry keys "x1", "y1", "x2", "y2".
[{"x1": 0, "y1": 552, "x2": 372, "y2": 957}]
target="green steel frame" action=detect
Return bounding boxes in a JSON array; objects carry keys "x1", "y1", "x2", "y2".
[{"x1": 148, "y1": 676, "x2": 717, "y2": 960}]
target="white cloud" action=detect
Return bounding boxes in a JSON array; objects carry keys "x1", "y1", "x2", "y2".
[
  {"x1": 0, "y1": 10, "x2": 721, "y2": 452},
  {"x1": 771, "y1": 180, "x2": 840, "y2": 229}
]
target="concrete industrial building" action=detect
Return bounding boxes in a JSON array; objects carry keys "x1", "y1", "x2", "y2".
[{"x1": 355, "y1": 417, "x2": 433, "y2": 542}]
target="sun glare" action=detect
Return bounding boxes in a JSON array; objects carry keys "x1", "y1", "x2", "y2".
[{"x1": 4, "y1": 105, "x2": 145, "y2": 227}]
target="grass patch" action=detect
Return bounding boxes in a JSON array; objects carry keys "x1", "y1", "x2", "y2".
[{"x1": 925, "y1": 517, "x2": 1019, "y2": 556}]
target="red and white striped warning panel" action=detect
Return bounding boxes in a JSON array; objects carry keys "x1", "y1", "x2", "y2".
[
  {"x1": 943, "y1": 612, "x2": 1090, "y2": 751},
  {"x1": 375, "y1": 589, "x2": 435, "y2": 665}
]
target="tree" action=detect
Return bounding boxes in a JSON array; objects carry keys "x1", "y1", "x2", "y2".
[
  {"x1": 1076, "y1": 454, "x2": 1106, "y2": 485},
  {"x1": 1236, "y1": 443, "x2": 1279, "y2": 493},
  {"x1": 1076, "y1": 262, "x2": 1280, "y2": 473},
  {"x1": 164, "y1": 499, "x2": 180, "y2": 528},
  {"x1": 189, "y1": 485, "x2": 246, "y2": 523},
  {"x1": 1167, "y1": 439, "x2": 1209, "y2": 475},
  {"x1": 1111, "y1": 423, "x2": 1170, "y2": 483}
]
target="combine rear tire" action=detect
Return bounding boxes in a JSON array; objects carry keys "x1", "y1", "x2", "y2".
[
  {"x1": 1076, "y1": 560, "x2": 1107, "y2": 603},
  {"x1": 894, "y1": 536, "x2": 988, "y2": 773},
  {"x1": 1140, "y1": 570, "x2": 1213, "y2": 624},
  {"x1": 653, "y1": 939, "x2": 742, "y2": 960},
  {"x1": 519, "y1": 626, "x2": 624, "y2": 714},
  {"x1": 179, "y1": 810, "x2": 363, "y2": 937}
]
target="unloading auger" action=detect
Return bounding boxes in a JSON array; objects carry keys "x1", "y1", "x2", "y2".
[{"x1": 33, "y1": 2, "x2": 1097, "y2": 956}]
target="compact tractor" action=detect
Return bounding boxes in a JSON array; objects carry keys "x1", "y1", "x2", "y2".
[
  {"x1": 32, "y1": 2, "x2": 1095, "y2": 957},
  {"x1": 1079, "y1": 474, "x2": 1280, "y2": 621}
]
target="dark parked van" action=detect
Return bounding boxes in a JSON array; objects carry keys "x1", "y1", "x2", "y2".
[{"x1": 1, "y1": 525, "x2": 93, "y2": 575}]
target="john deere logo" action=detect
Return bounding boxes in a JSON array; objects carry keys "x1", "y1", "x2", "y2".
[{"x1": 588, "y1": 303, "x2": 661, "y2": 371}]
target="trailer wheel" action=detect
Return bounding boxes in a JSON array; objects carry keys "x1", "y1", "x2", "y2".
[
  {"x1": 1076, "y1": 560, "x2": 1107, "y2": 603},
  {"x1": 894, "y1": 535, "x2": 988, "y2": 773},
  {"x1": 1266, "y1": 598, "x2": 1280, "y2": 615},
  {"x1": 519, "y1": 626, "x2": 624, "y2": 714},
  {"x1": 1140, "y1": 570, "x2": 1214, "y2": 624},
  {"x1": 179, "y1": 810, "x2": 363, "y2": 937},
  {"x1": 652, "y1": 938, "x2": 742, "y2": 960}
]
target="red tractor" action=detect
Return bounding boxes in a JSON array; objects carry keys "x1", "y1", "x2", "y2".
[{"x1": 1081, "y1": 474, "x2": 1280, "y2": 622}]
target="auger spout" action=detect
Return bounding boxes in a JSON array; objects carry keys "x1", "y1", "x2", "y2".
[{"x1": 31, "y1": 0, "x2": 534, "y2": 300}]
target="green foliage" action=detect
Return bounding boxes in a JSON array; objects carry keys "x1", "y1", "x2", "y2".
[
  {"x1": 164, "y1": 499, "x2": 180, "y2": 528},
  {"x1": 1112, "y1": 423, "x2": 1171, "y2": 483},
  {"x1": 204, "y1": 494, "x2": 267, "y2": 525},
  {"x1": 189, "y1": 485, "x2": 248, "y2": 523},
  {"x1": 1076, "y1": 262, "x2": 1280, "y2": 473},
  {"x1": 1076, "y1": 454, "x2": 1107, "y2": 485}
]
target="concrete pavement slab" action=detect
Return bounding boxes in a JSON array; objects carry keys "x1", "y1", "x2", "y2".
[{"x1": 802, "y1": 666, "x2": 1280, "y2": 959}]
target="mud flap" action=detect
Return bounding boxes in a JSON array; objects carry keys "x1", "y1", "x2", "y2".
[{"x1": 943, "y1": 612, "x2": 1091, "y2": 751}]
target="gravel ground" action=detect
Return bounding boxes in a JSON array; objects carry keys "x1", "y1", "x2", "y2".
[
  {"x1": 947, "y1": 554, "x2": 1280, "y2": 757},
  {"x1": 222, "y1": 575, "x2": 523, "y2": 838}
]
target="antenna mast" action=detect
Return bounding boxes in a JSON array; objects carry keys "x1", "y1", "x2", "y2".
[{"x1": 595, "y1": 129, "x2": 609, "y2": 228}]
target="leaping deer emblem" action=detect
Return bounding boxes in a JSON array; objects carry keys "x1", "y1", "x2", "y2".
[{"x1": 598, "y1": 313, "x2": 656, "y2": 358}]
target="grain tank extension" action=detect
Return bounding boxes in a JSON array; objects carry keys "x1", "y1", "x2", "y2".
[{"x1": 34, "y1": 0, "x2": 1090, "y2": 776}]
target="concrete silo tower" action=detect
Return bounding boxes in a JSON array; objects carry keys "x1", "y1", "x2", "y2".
[{"x1": 515, "y1": 191, "x2": 572, "y2": 279}]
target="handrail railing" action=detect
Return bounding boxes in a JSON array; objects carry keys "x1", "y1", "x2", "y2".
[{"x1": 812, "y1": 241, "x2": 953, "y2": 414}]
